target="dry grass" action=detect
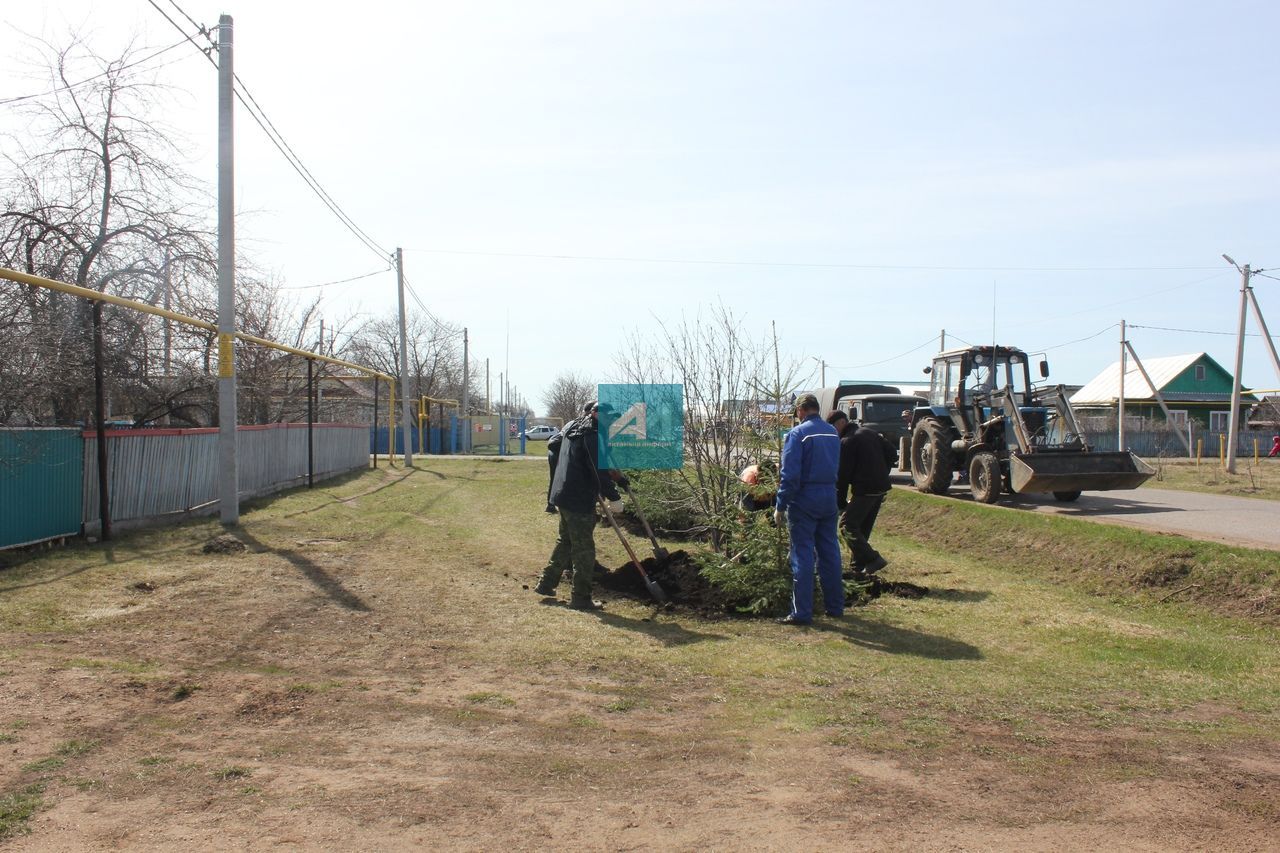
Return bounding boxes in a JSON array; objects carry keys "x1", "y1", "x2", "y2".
[
  {"x1": 1145, "y1": 456, "x2": 1280, "y2": 500},
  {"x1": 0, "y1": 459, "x2": 1277, "y2": 848}
]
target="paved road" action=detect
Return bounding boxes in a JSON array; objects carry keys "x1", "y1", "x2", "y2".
[
  {"x1": 1006, "y1": 488, "x2": 1280, "y2": 551},
  {"x1": 890, "y1": 469, "x2": 1280, "y2": 550}
]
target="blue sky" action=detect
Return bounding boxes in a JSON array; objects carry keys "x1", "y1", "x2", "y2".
[{"x1": 3, "y1": 1, "x2": 1279, "y2": 410}]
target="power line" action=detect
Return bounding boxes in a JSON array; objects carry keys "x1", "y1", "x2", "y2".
[
  {"x1": 143, "y1": 0, "x2": 216, "y2": 65},
  {"x1": 231, "y1": 73, "x2": 389, "y2": 259},
  {"x1": 164, "y1": 0, "x2": 208, "y2": 36},
  {"x1": 825, "y1": 334, "x2": 939, "y2": 371},
  {"x1": 278, "y1": 268, "x2": 390, "y2": 290},
  {"x1": 406, "y1": 247, "x2": 1221, "y2": 273},
  {"x1": 144, "y1": 1, "x2": 391, "y2": 266},
  {"x1": 1129, "y1": 323, "x2": 1269, "y2": 338},
  {"x1": 1040, "y1": 323, "x2": 1119, "y2": 352},
  {"x1": 0, "y1": 38, "x2": 191, "y2": 105}
]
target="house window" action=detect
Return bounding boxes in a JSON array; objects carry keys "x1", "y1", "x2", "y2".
[
  {"x1": 1209, "y1": 411, "x2": 1230, "y2": 431},
  {"x1": 1166, "y1": 410, "x2": 1188, "y2": 426},
  {"x1": 1195, "y1": 364, "x2": 1206, "y2": 381}
]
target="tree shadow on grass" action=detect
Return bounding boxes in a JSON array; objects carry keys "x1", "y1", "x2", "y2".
[
  {"x1": 812, "y1": 615, "x2": 982, "y2": 660},
  {"x1": 234, "y1": 530, "x2": 370, "y2": 612}
]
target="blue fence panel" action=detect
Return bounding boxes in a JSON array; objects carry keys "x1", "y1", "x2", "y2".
[{"x1": 0, "y1": 428, "x2": 83, "y2": 549}]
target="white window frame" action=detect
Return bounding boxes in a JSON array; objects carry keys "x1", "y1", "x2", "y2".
[
  {"x1": 1209, "y1": 411, "x2": 1230, "y2": 431},
  {"x1": 1166, "y1": 409, "x2": 1189, "y2": 426},
  {"x1": 1194, "y1": 364, "x2": 1206, "y2": 381}
]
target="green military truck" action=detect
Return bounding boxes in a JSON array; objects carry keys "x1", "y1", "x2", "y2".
[{"x1": 809, "y1": 384, "x2": 922, "y2": 467}]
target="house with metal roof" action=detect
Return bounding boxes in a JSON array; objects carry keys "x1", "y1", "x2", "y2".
[{"x1": 1069, "y1": 352, "x2": 1256, "y2": 431}]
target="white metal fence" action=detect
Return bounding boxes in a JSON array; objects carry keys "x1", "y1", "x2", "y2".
[{"x1": 83, "y1": 424, "x2": 367, "y2": 529}]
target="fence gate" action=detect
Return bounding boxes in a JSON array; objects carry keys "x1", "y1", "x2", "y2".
[{"x1": 0, "y1": 428, "x2": 83, "y2": 549}]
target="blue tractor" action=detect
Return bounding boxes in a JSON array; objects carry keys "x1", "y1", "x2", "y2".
[{"x1": 908, "y1": 346, "x2": 1153, "y2": 503}]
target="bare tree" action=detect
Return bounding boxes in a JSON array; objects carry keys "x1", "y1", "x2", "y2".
[
  {"x1": 0, "y1": 35, "x2": 222, "y2": 536},
  {"x1": 345, "y1": 312, "x2": 473, "y2": 413},
  {"x1": 613, "y1": 303, "x2": 809, "y2": 550},
  {"x1": 542, "y1": 372, "x2": 595, "y2": 423}
]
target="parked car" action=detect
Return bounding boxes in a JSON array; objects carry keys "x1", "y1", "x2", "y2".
[{"x1": 523, "y1": 424, "x2": 559, "y2": 441}]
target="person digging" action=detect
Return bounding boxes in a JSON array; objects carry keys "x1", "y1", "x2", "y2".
[{"x1": 535, "y1": 402, "x2": 624, "y2": 611}]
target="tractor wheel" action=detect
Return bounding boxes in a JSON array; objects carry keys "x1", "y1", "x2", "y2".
[
  {"x1": 968, "y1": 453, "x2": 1001, "y2": 504},
  {"x1": 911, "y1": 419, "x2": 953, "y2": 495},
  {"x1": 1053, "y1": 490, "x2": 1082, "y2": 502}
]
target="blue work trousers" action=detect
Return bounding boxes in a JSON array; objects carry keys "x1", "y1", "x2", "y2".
[{"x1": 786, "y1": 504, "x2": 844, "y2": 621}]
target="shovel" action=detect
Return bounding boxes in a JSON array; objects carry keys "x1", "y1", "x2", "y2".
[
  {"x1": 598, "y1": 496, "x2": 668, "y2": 604},
  {"x1": 621, "y1": 483, "x2": 670, "y2": 563}
]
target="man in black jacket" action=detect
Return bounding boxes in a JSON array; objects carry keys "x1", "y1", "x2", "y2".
[
  {"x1": 831, "y1": 413, "x2": 895, "y2": 576},
  {"x1": 545, "y1": 401, "x2": 596, "y2": 513},
  {"x1": 535, "y1": 403, "x2": 623, "y2": 610}
]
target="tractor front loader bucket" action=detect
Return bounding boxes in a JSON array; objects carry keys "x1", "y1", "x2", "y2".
[{"x1": 1009, "y1": 451, "x2": 1155, "y2": 495}]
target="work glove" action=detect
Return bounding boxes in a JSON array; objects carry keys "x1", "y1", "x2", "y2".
[
  {"x1": 606, "y1": 499, "x2": 624, "y2": 515},
  {"x1": 773, "y1": 507, "x2": 785, "y2": 526}
]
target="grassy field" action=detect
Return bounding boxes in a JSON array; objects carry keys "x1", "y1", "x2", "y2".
[
  {"x1": 0, "y1": 458, "x2": 1277, "y2": 849},
  {"x1": 1142, "y1": 456, "x2": 1280, "y2": 500}
]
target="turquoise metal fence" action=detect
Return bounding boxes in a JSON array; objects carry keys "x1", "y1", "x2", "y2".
[{"x1": 0, "y1": 428, "x2": 83, "y2": 548}]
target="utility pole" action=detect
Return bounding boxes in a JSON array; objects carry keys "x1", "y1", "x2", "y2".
[
  {"x1": 1118, "y1": 319, "x2": 1126, "y2": 451},
  {"x1": 461, "y1": 327, "x2": 470, "y2": 452},
  {"x1": 216, "y1": 13, "x2": 239, "y2": 526},
  {"x1": 1224, "y1": 257, "x2": 1251, "y2": 473},
  {"x1": 162, "y1": 248, "x2": 172, "y2": 378},
  {"x1": 940, "y1": 329, "x2": 946, "y2": 352},
  {"x1": 485, "y1": 358, "x2": 490, "y2": 414},
  {"x1": 316, "y1": 318, "x2": 324, "y2": 416},
  {"x1": 395, "y1": 248, "x2": 413, "y2": 466},
  {"x1": 1247, "y1": 282, "x2": 1280, "y2": 386}
]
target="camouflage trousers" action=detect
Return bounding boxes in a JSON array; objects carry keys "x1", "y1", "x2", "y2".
[{"x1": 538, "y1": 508, "x2": 598, "y2": 604}]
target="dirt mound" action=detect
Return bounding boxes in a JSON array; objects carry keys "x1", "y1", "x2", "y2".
[
  {"x1": 202, "y1": 535, "x2": 246, "y2": 555},
  {"x1": 594, "y1": 550, "x2": 732, "y2": 616}
]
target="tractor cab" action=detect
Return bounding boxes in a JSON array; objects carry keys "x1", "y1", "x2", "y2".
[{"x1": 926, "y1": 346, "x2": 1035, "y2": 414}]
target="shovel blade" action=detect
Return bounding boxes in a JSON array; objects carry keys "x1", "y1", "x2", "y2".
[{"x1": 645, "y1": 578, "x2": 668, "y2": 604}]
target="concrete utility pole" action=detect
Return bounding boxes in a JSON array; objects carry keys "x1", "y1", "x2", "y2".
[
  {"x1": 1224, "y1": 256, "x2": 1251, "y2": 473},
  {"x1": 395, "y1": 248, "x2": 413, "y2": 466},
  {"x1": 162, "y1": 248, "x2": 172, "y2": 378},
  {"x1": 461, "y1": 328, "x2": 470, "y2": 451},
  {"x1": 485, "y1": 358, "x2": 490, "y2": 414},
  {"x1": 1118, "y1": 319, "x2": 1126, "y2": 451},
  {"x1": 216, "y1": 13, "x2": 239, "y2": 525},
  {"x1": 1247, "y1": 285, "x2": 1280, "y2": 386},
  {"x1": 940, "y1": 329, "x2": 946, "y2": 352}
]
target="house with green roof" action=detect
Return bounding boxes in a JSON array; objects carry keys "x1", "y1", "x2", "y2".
[{"x1": 1069, "y1": 352, "x2": 1256, "y2": 431}]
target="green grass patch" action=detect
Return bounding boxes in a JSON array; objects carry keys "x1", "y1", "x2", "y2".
[
  {"x1": 55, "y1": 739, "x2": 98, "y2": 758},
  {"x1": 0, "y1": 784, "x2": 44, "y2": 841},
  {"x1": 63, "y1": 657, "x2": 156, "y2": 674},
  {"x1": 21, "y1": 757, "x2": 64, "y2": 774},
  {"x1": 464, "y1": 691, "x2": 516, "y2": 707},
  {"x1": 213, "y1": 766, "x2": 252, "y2": 781},
  {"x1": 879, "y1": 489, "x2": 1280, "y2": 620}
]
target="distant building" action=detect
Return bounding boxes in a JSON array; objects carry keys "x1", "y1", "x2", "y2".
[{"x1": 1070, "y1": 352, "x2": 1256, "y2": 431}]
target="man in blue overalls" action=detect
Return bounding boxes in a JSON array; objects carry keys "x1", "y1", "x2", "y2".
[{"x1": 774, "y1": 393, "x2": 844, "y2": 625}]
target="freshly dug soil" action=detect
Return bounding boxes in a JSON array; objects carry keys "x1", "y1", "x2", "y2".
[
  {"x1": 202, "y1": 534, "x2": 246, "y2": 554},
  {"x1": 594, "y1": 550, "x2": 732, "y2": 617}
]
